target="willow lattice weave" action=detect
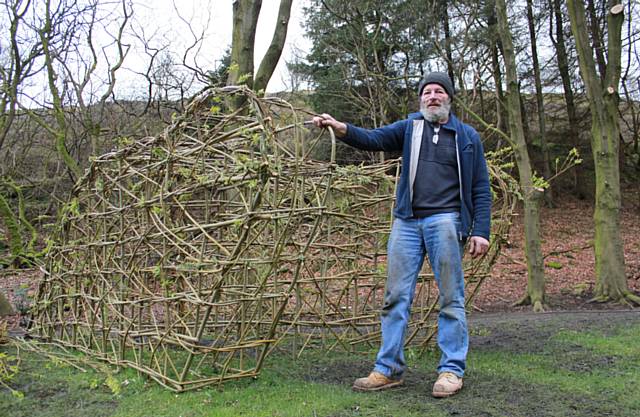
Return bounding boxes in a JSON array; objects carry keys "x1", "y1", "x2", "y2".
[{"x1": 30, "y1": 87, "x2": 514, "y2": 391}]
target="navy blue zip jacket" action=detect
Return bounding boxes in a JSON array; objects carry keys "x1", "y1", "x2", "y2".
[{"x1": 341, "y1": 111, "x2": 492, "y2": 241}]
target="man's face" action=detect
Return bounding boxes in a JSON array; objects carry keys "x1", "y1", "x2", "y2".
[{"x1": 420, "y1": 83, "x2": 451, "y2": 123}]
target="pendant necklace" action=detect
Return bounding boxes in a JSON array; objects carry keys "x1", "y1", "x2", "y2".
[{"x1": 432, "y1": 124, "x2": 440, "y2": 144}]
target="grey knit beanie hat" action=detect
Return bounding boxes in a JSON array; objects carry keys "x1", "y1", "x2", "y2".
[{"x1": 418, "y1": 72, "x2": 455, "y2": 98}]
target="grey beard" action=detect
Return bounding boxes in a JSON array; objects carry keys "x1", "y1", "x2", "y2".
[{"x1": 420, "y1": 100, "x2": 451, "y2": 123}]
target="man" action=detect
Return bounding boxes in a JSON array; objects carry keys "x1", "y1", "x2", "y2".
[{"x1": 312, "y1": 72, "x2": 491, "y2": 398}]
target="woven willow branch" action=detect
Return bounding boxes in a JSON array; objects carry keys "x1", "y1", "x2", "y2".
[{"x1": 29, "y1": 86, "x2": 515, "y2": 392}]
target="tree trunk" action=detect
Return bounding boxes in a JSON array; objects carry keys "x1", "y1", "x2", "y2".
[
  {"x1": 226, "y1": 0, "x2": 261, "y2": 110},
  {"x1": 518, "y1": 80, "x2": 532, "y2": 144},
  {"x1": 227, "y1": 0, "x2": 292, "y2": 109},
  {"x1": 587, "y1": 0, "x2": 607, "y2": 78},
  {"x1": 227, "y1": 0, "x2": 293, "y2": 91},
  {"x1": 487, "y1": 6, "x2": 508, "y2": 141},
  {"x1": 496, "y1": 0, "x2": 546, "y2": 312},
  {"x1": 566, "y1": 1, "x2": 638, "y2": 304},
  {"x1": 40, "y1": 0, "x2": 81, "y2": 182},
  {"x1": 526, "y1": 0, "x2": 553, "y2": 206},
  {"x1": 0, "y1": 181, "x2": 38, "y2": 267},
  {"x1": 0, "y1": 1, "x2": 31, "y2": 154},
  {"x1": 441, "y1": 4, "x2": 455, "y2": 87},
  {"x1": 227, "y1": 0, "x2": 262, "y2": 88},
  {"x1": 551, "y1": 0, "x2": 585, "y2": 198},
  {"x1": 254, "y1": 0, "x2": 293, "y2": 94}
]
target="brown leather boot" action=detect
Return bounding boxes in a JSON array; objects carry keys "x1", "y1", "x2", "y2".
[
  {"x1": 432, "y1": 372, "x2": 463, "y2": 397},
  {"x1": 352, "y1": 371, "x2": 404, "y2": 391}
]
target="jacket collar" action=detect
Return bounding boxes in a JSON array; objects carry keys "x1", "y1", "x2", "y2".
[{"x1": 408, "y1": 112, "x2": 471, "y2": 147}]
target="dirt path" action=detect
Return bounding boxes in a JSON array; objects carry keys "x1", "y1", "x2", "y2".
[{"x1": 468, "y1": 308, "x2": 640, "y2": 353}]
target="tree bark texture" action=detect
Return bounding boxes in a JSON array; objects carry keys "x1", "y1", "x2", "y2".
[
  {"x1": 496, "y1": 0, "x2": 546, "y2": 312},
  {"x1": 566, "y1": 1, "x2": 636, "y2": 303},
  {"x1": 228, "y1": 0, "x2": 262, "y2": 88}
]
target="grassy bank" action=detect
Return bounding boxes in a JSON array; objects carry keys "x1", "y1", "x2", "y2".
[{"x1": 1, "y1": 313, "x2": 639, "y2": 417}]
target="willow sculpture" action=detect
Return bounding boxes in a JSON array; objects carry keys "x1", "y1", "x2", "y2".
[{"x1": 30, "y1": 87, "x2": 514, "y2": 391}]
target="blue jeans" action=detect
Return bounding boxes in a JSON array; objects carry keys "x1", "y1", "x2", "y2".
[{"x1": 373, "y1": 213, "x2": 468, "y2": 378}]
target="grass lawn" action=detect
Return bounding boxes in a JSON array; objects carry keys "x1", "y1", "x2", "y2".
[{"x1": 1, "y1": 315, "x2": 639, "y2": 417}]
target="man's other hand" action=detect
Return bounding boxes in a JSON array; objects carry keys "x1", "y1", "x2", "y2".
[{"x1": 468, "y1": 236, "x2": 489, "y2": 258}]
